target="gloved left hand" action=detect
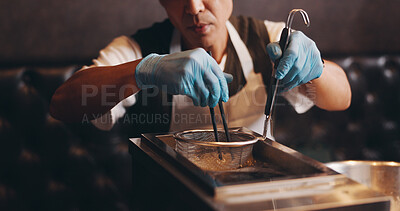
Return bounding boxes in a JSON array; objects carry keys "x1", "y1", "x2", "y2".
[{"x1": 266, "y1": 31, "x2": 324, "y2": 92}]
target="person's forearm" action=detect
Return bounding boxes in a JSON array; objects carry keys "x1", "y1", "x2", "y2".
[
  {"x1": 301, "y1": 60, "x2": 351, "y2": 111},
  {"x1": 50, "y1": 59, "x2": 142, "y2": 122}
]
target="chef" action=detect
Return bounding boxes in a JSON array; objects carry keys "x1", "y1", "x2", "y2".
[{"x1": 49, "y1": 0, "x2": 351, "y2": 137}]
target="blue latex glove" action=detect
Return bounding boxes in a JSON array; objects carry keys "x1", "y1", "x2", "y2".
[
  {"x1": 266, "y1": 31, "x2": 324, "y2": 92},
  {"x1": 135, "y1": 48, "x2": 233, "y2": 108}
]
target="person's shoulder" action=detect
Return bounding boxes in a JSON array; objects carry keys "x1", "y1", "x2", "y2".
[
  {"x1": 108, "y1": 36, "x2": 136, "y2": 48},
  {"x1": 230, "y1": 15, "x2": 275, "y2": 35},
  {"x1": 230, "y1": 15, "x2": 284, "y2": 27},
  {"x1": 229, "y1": 15, "x2": 271, "y2": 40},
  {"x1": 263, "y1": 20, "x2": 285, "y2": 42},
  {"x1": 102, "y1": 35, "x2": 139, "y2": 55},
  {"x1": 263, "y1": 20, "x2": 285, "y2": 29},
  {"x1": 230, "y1": 15, "x2": 264, "y2": 26},
  {"x1": 90, "y1": 35, "x2": 141, "y2": 66}
]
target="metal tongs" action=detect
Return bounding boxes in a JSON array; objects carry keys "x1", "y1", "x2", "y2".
[
  {"x1": 263, "y1": 9, "x2": 311, "y2": 139},
  {"x1": 207, "y1": 51, "x2": 231, "y2": 160}
]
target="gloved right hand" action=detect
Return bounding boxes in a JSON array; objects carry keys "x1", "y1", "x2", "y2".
[
  {"x1": 135, "y1": 48, "x2": 233, "y2": 108},
  {"x1": 266, "y1": 31, "x2": 323, "y2": 92}
]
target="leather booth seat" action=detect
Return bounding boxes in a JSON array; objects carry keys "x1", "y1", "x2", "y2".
[
  {"x1": 275, "y1": 55, "x2": 400, "y2": 162},
  {"x1": 0, "y1": 55, "x2": 399, "y2": 210},
  {"x1": 0, "y1": 66, "x2": 132, "y2": 210}
]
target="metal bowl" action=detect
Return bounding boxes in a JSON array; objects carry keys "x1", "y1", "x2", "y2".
[
  {"x1": 326, "y1": 160, "x2": 400, "y2": 211},
  {"x1": 174, "y1": 129, "x2": 258, "y2": 171}
]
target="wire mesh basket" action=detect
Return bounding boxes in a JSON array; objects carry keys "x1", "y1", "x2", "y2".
[{"x1": 174, "y1": 129, "x2": 258, "y2": 171}]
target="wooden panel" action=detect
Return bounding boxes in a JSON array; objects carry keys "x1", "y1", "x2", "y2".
[
  {"x1": 0, "y1": 0, "x2": 398, "y2": 64},
  {"x1": 233, "y1": 0, "x2": 400, "y2": 56}
]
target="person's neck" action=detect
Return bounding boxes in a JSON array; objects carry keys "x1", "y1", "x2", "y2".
[{"x1": 208, "y1": 39, "x2": 227, "y2": 64}]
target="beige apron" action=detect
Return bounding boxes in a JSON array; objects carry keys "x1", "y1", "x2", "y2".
[{"x1": 169, "y1": 21, "x2": 269, "y2": 137}]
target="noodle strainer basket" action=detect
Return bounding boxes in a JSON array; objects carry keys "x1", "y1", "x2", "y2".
[{"x1": 173, "y1": 129, "x2": 258, "y2": 171}]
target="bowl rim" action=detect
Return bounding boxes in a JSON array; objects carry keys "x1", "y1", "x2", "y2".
[{"x1": 173, "y1": 129, "x2": 259, "y2": 147}]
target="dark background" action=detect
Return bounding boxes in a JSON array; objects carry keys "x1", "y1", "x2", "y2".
[
  {"x1": 1, "y1": 1, "x2": 399, "y2": 210},
  {"x1": 1, "y1": 0, "x2": 399, "y2": 65}
]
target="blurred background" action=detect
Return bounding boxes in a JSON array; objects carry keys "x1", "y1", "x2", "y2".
[
  {"x1": 1, "y1": 0, "x2": 399, "y2": 65},
  {"x1": 0, "y1": 0, "x2": 399, "y2": 210}
]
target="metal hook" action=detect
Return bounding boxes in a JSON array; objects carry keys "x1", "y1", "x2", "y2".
[
  {"x1": 286, "y1": 9, "x2": 310, "y2": 30},
  {"x1": 283, "y1": 9, "x2": 310, "y2": 49}
]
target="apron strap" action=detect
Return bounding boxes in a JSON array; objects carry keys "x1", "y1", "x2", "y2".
[{"x1": 226, "y1": 21, "x2": 254, "y2": 80}]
